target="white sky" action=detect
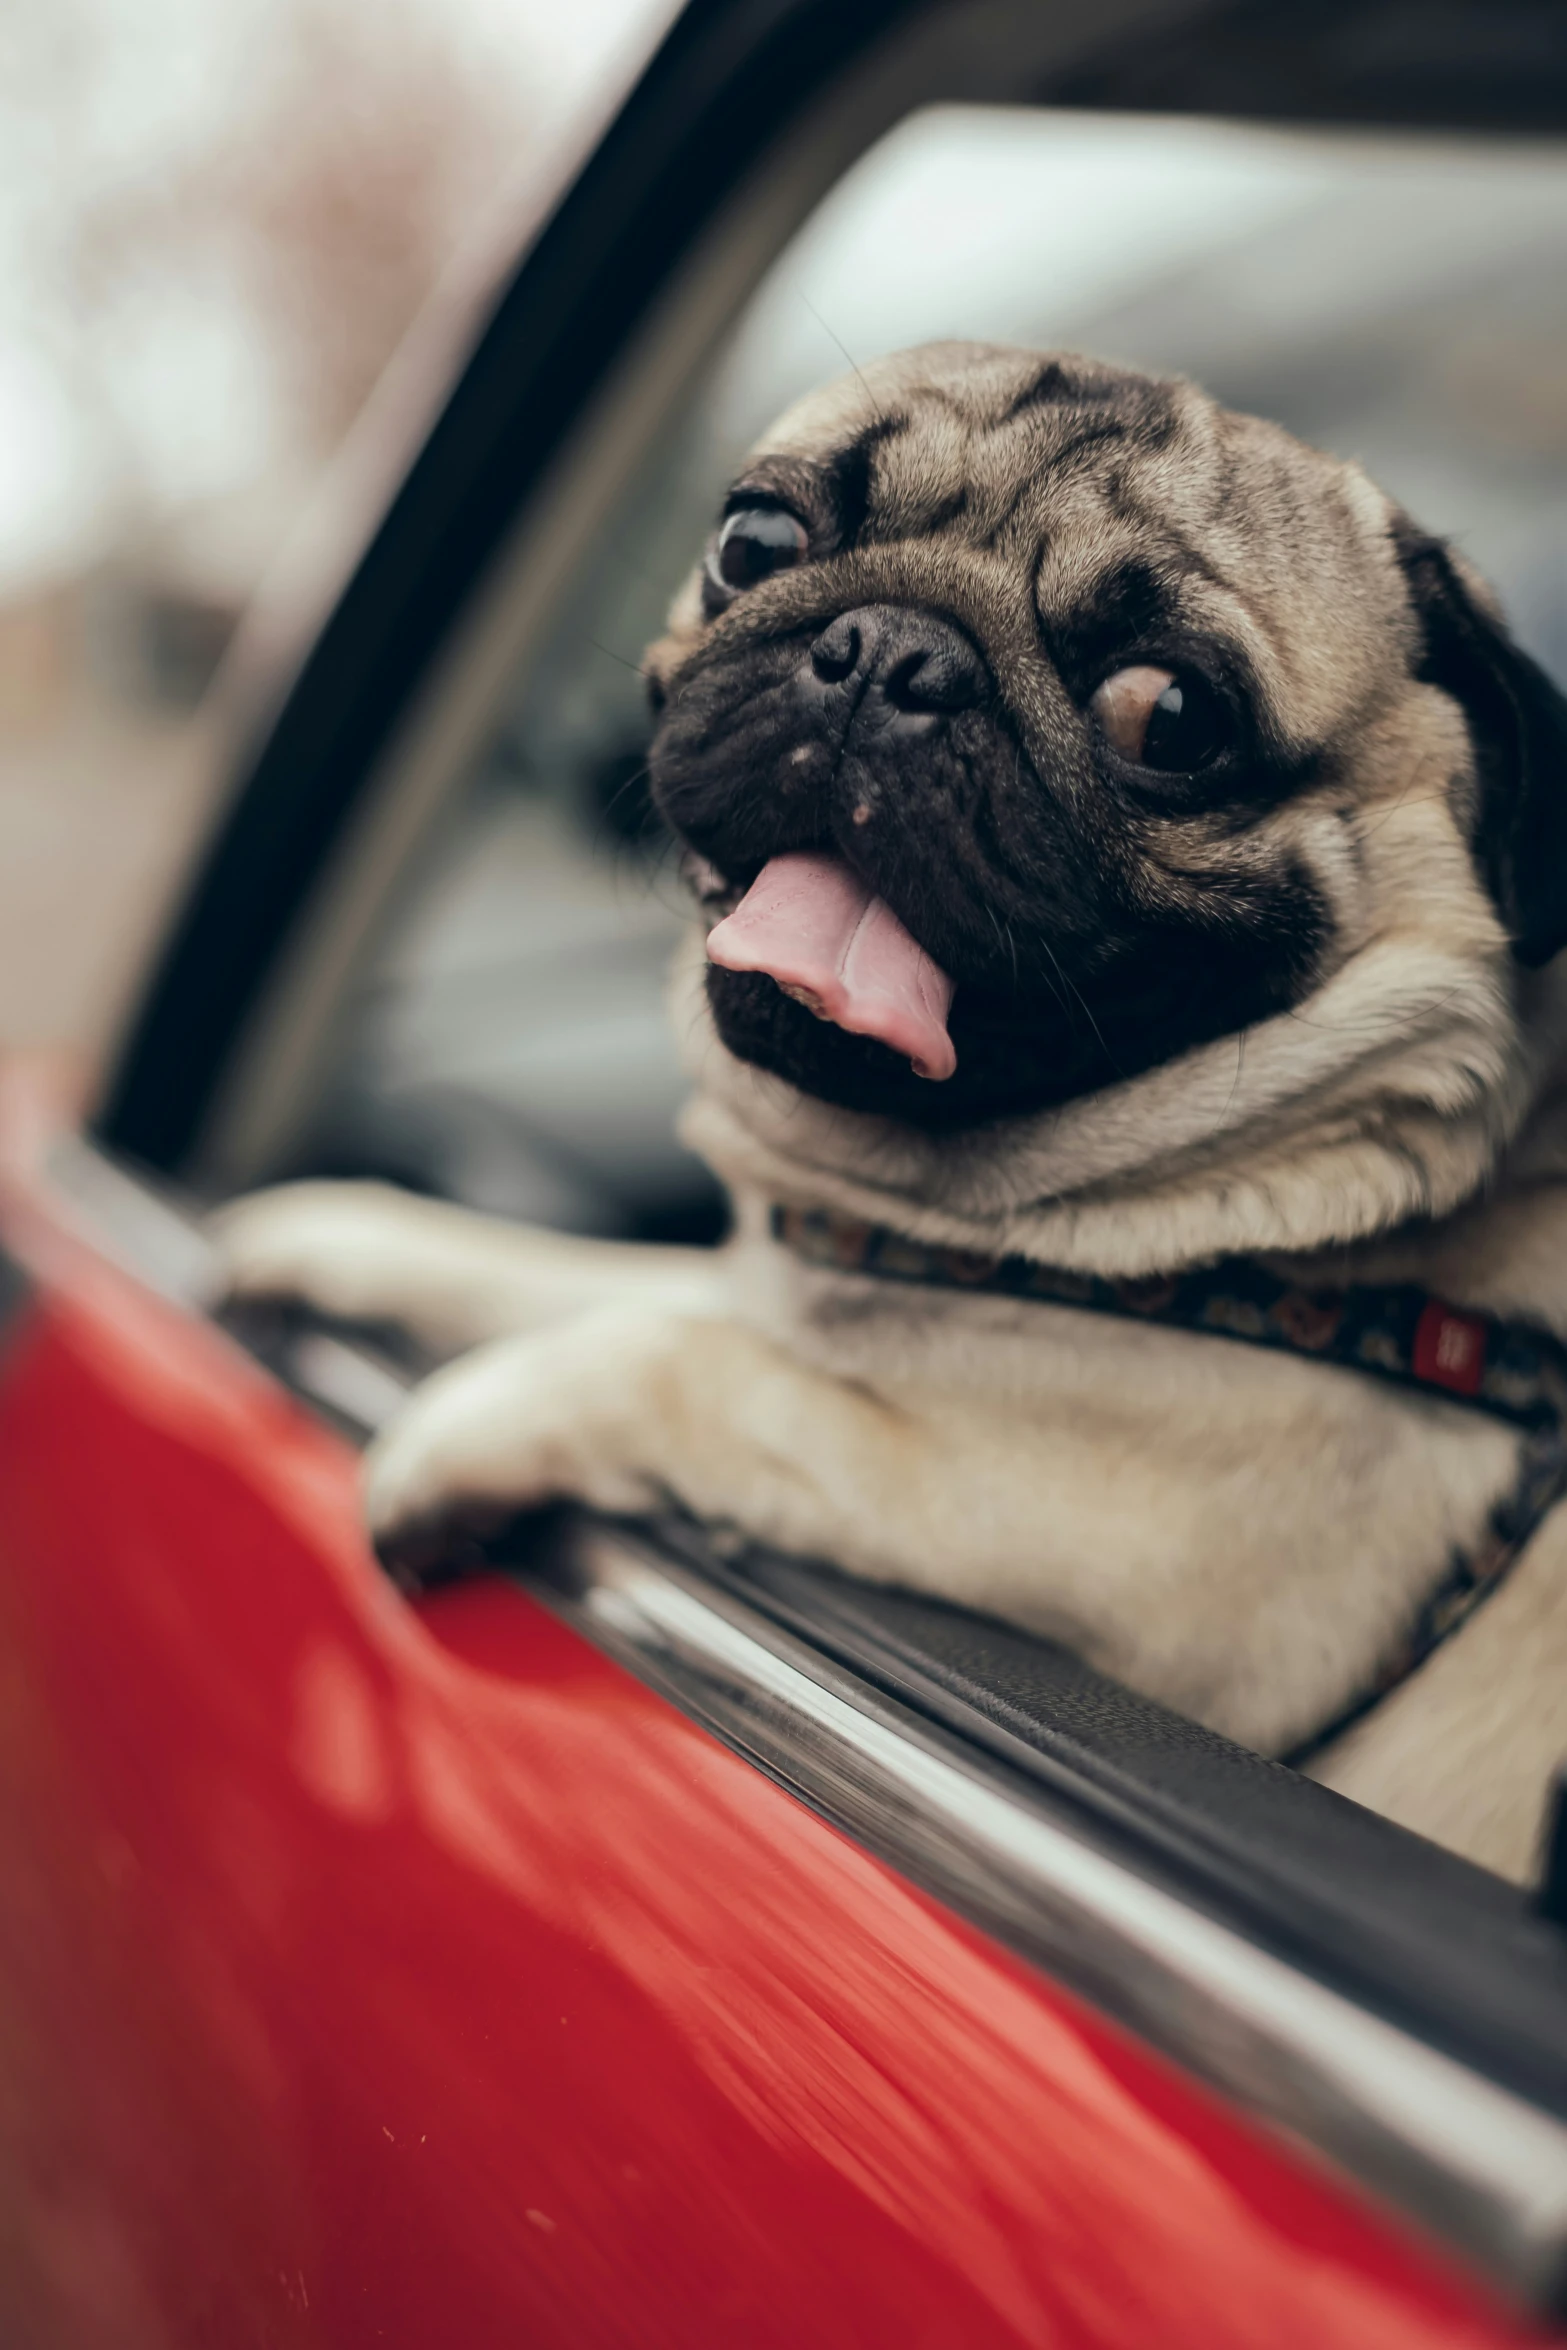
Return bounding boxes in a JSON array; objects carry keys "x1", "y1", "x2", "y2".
[{"x1": 0, "y1": 0, "x2": 674, "y2": 594}]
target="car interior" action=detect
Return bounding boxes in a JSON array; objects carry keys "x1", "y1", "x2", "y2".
[{"x1": 85, "y1": 0, "x2": 1567, "y2": 2304}]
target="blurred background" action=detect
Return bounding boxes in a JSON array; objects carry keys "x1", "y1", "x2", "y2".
[
  {"x1": 5, "y1": 0, "x2": 1567, "y2": 1238},
  {"x1": 0, "y1": 0, "x2": 669, "y2": 1081}
]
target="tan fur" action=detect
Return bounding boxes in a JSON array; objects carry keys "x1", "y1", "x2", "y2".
[{"x1": 215, "y1": 345, "x2": 1567, "y2": 1884}]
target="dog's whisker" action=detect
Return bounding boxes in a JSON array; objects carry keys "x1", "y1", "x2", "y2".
[
  {"x1": 1221, "y1": 1028, "x2": 1248, "y2": 1123},
  {"x1": 584, "y1": 637, "x2": 651, "y2": 680},
  {"x1": 797, "y1": 292, "x2": 885, "y2": 426}
]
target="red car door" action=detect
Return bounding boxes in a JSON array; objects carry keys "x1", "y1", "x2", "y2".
[{"x1": 0, "y1": 1069, "x2": 1553, "y2": 2348}]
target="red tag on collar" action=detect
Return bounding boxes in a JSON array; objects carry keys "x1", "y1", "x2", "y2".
[{"x1": 1412, "y1": 1300, "x2": 1487, "y2": 1396}]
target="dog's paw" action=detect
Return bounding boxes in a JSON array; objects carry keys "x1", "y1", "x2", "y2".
[
  {"x1": 211, "y1": 1181, "x2": 437, "y2": 1324},
  {"x1": 363, "y1": 1310, "x2": 683, "y2": 1567}
]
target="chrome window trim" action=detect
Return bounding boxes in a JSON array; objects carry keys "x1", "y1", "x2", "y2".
[
  {"x1": 45, "y1": 1135, "x2": 222, "y2": 1308},
  {"x1": 49, "y1": 1138, "x2": 1567, "y2": 2309}
]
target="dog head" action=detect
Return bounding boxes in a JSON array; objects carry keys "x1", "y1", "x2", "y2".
[{"x1": 645, "y1": 342, "x2": 1567, "y2": 1143}]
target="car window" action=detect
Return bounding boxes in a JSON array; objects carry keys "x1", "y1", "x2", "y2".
[{"x1": 286, "y1": 106, "x2": 1567, "y2": 1237}]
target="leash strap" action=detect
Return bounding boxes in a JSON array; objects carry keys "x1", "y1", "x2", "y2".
[{"x1": 771, "y1": 1203, "x2": 1567, "y2": 1760}]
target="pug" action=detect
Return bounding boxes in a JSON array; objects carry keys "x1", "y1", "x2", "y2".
[{"x1": 217, "y1": 342, "x2": 1567, "y2": 1884}]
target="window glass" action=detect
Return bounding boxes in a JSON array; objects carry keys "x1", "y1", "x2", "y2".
[{"x1": 293, "y1": 107, "x2": 1567, "y2": 1235}]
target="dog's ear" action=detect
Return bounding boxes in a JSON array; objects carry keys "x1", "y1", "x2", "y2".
[{"x1": 1393, "y1": 515, "x2": 1567, "y2": 968}]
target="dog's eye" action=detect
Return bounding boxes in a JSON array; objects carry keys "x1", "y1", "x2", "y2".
[
  {"x1": 1092, "y1": 665, "x2": 1228, "y2": 773},
  {"x1": 710, "y1": 506, "x2": 809, "y2": 595}
]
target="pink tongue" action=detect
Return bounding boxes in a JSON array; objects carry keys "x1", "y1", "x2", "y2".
[{"x1": 706, "y1": 852, "x2": 956, "y2": 1081}]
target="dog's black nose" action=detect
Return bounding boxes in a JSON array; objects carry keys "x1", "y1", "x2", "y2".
[{"x1": 806, "y1": 605, "x2": 984, "y2": 719}]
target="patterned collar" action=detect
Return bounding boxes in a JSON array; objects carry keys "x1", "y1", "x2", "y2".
[{"x1": 771, "y1": 1203, "x2": 1567, "y2": 1762}]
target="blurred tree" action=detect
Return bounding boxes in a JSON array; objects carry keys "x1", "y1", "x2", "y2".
[
  {"x1": 119, "y1": 0, "x2": 531, "y2": 453},
  {"x1": 0, "y1": 0, "x2": 535, "y2": 576},
  {"x1": 78, "y1": 0, "x2": 533, "y2": 460}
]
